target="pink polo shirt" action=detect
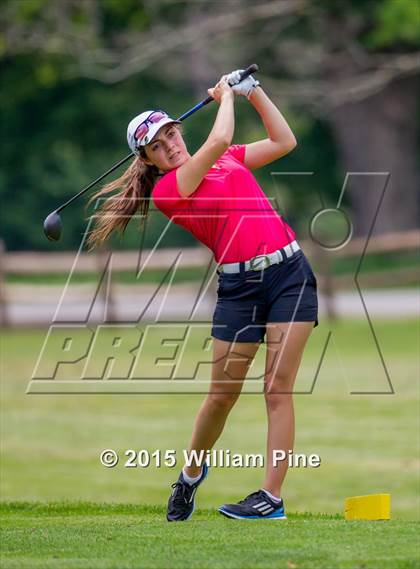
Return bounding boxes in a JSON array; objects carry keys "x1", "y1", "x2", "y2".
[{"x1": 152, "y1": 144, "x2": 296, "y2": 263}]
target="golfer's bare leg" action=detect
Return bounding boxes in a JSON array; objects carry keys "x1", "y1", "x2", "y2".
[
  {"x1": 184, "y1": 338, "x2": 260, "y2": 477},
  {"x1": 263, "y1": 322, "x2": 314, "y2": 497}
]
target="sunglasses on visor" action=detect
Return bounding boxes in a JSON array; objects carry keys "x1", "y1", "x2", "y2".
[{"x1": 134, "y1": 110, "x2": 168, "y2": 145}]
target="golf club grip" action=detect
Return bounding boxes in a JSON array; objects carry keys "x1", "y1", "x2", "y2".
[
  {"x1": 237, "y1": 64, "x2": 259, "y2": 84},
  {"x1": 202, "y1": 63, "x2": 259, "y2": 105}
]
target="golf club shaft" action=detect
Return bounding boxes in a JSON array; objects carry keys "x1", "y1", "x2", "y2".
[
  {"x1": 56, "y1": 152, "x2": 133, "y2": 214},
  {"x1": 54, "y1": 64, "x2": 258, "y2": 215}
]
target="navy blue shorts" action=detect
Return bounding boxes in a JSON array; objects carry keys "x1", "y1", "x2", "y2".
[{"x1": 211, "y1": 249, "x2": 318, "y2": 343}]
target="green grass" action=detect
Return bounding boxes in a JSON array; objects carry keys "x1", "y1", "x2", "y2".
[
  {"x1": 1, "y1": 320, "x2": 419, "y2": 567},
  {"x1": 6, "y1": 266, "x2": 208, "y2": 285},
  {"x1": 1, "y1": 502, "x2": 419, "y2": 569}
]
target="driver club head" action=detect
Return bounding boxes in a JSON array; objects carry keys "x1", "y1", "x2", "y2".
[{"x1": 43, "y1": 210, "x2": 63, "y2": 241}]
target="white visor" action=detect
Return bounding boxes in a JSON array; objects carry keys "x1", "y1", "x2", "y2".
[{"x1": 127, "y1": 110, "x2": 181, "y2": 155}]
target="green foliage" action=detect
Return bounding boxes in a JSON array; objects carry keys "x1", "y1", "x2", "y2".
[
  {"x1": 1, "y1": 1, "x2": 418, "y2": 251},
  {"x1": 12, "y1": 0, "x2": 47, "y2": 22},
  {"x1": 367, "y1": 0, "x2": 420, "y2": 48},
  {"x1": 0, "y1": 56, "x2": 199, "y2": 251},
  {"x1": 101, "y1": 0, "x2": 151, "y2": 34},
  {"x1": 312, "y1": 0, "x2": 420, "y2": 49}
]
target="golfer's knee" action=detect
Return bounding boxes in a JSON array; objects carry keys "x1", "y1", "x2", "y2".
[
  {"x1": 264, "y1": 373, "x2": 295, "y2": 410},
  {"x1": 264, "y1": 391, "x2": 292, "y2": 411},
  {"x1": 206, "y1": 391, "x2": 239, "y2": 412}
]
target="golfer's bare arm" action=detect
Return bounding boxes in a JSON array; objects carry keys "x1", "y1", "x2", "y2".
[
  {"x1": 243, "y1": 87, "x2": 297, "y2": 169},
  {"x1": 176, "y1": 84, "x2": 234, "y2": 198}
]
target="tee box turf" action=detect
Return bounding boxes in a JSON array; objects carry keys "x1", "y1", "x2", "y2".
[{"x1": 344, "y1": 493, "x2": 391, "y2": 521}]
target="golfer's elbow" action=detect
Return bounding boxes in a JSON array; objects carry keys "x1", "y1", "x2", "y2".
[
  {"x1": 285, "y1": 134, "x2": 297, "y2": 153},
  {"x1": 277, "y1": 134, "x2": 297, "y2": 157}
]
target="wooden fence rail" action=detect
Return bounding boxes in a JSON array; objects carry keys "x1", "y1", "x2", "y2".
[{"x1": 3, "y1": 230, "x2": 419, "y2": 274}]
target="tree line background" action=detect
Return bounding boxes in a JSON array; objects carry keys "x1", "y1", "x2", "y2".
[{"x1": 1, "y1": 0, "x2": 419, "y2": 251}]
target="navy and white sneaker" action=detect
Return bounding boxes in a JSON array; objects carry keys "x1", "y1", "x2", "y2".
[
  {"x1": 219, "y1": 490, "x2": 287, "y2": 520},
  {"x1": 166, "y1": 463, "x2": 209, "y2": 522}
]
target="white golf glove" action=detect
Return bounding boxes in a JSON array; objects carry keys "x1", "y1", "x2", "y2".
[{"x1": 227, "y1": 69, "x2": 260, "y2": 99}]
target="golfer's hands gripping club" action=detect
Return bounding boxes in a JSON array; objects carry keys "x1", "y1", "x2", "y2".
[
  {"x1": 226, "y1": 69, "x2": 260, "y2": 99},
  {"x1": 207, "y1": 76, "x2": 234, "y2": 104}
]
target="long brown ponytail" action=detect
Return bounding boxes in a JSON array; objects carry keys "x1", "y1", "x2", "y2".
[{"x1": 85, "y1": 147, "x2": 161, "y2": 251}]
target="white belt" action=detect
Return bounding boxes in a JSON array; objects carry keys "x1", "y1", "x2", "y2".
[{"x1": 218, "y1": 240, "x2": 300, "y2": 274}]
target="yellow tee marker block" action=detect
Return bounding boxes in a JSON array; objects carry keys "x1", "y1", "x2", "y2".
[{"x1": 344, "y1": 494, "x2": 391, "y2": 520}]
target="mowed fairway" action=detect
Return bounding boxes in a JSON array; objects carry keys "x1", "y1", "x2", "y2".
[
  {"x1": 1, "y1": 319, "x2": 419, "y2": 568},
  {"x1": 1, "y1": 503, "x2": 419, "y2": 569}
]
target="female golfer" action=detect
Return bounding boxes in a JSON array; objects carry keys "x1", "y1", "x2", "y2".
[{"x1": 87, "y1": 71, "x2": 318, "y2": 521}]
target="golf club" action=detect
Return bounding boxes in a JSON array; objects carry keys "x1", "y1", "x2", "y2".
[{"x1": 43, "y1": 64, "x2": 259, "y2": 241}]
